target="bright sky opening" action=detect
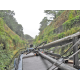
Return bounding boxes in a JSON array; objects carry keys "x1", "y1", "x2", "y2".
[{"x1": 14, "y1": 10, "x2": 46, "y2": 38}]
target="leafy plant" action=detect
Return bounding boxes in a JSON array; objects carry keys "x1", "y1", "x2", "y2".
[
  {"x1": 58, "y1": 32, "x2": 65, "y2": 39},
  {"x1": 63, "y1": 15, "x2": 80, "y2": 31}
]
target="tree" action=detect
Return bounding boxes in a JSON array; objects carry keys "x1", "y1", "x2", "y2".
[
  {"x1": 24, "y1": 34, "x2": 33, "y2": 40},
  {"x1": 44, "y1": 10, "x2": 58, "y2": 19},
  {"x1": 56, "y1": 10, "x2": 65, "y2": 18},
  {"x1": 0, "y1": 10, "x2": 24, "y2": 38},
  {"x1": 15, "y1": 24, "x2": 24, "y2": 37},
  {"x1": 44, "y1": 10, "x2": 65, "y2": 19},
  {"x1": 39, "y1": 17, "x2": 48, "y2": 32}
]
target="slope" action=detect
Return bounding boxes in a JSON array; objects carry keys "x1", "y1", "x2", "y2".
[
  {"x1": 0, "y1": 18, "x2": 27, "y2": 69},
  {"x1": 34, "y1": 10, "x2": 80, "y2": 56},
  {"x1": 34, "y1": 10, "x2": 80, "y2": 44}
]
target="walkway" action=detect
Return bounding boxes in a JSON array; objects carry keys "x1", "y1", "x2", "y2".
[{"x1": 22, "y1": 53, "x2": 52, "y2": 70}]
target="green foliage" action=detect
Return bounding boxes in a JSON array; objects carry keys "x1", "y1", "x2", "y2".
[
  {"x1": 0, "y1": 43, "x2": 13, "y2": 70},
  {"x1": 0, "y1": 17, "x2": 27, "y2": 69},
  {"x1": 58, "y1": 32, "x2": 65, "y2": 39},
  {"x1": 43, "y1": 35, "x2": 48, "y2": 42},
  {"x1": 0, "y1": 10, "x2": 24, "y2": 38},
  {"x1": 34, "y1": 10, "x2": 80, "y2": 57},
  {"x1": 68, "y1": 10, "x2": 74, "y2": 20},
  {"x1": 39, "y1": 17, "x2": 48, "y2": 32},
  {"x1": 34, "y1": 10, "x2": 80, "y2": 45},
  {"x1": 44, "y1": 10, "x2": 58, "y2": 19},
  {"x1": 12, "y1": 35, "x2": 20, "y2": 45},
  {"x1": 0, "y1": 18, "x2": 4, "y2": 26},
  {"x1": 24, "y1": 34, "x2": 33, "y2": 40},
  {"x1": 62, "y1": 15, "x2": 80, "y2": 31},
  {"x1": 56, "y1": 10, "x2": 65, "y2": 18}
]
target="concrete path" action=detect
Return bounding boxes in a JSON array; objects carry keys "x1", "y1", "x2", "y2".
[{"x1": 22, "y1": 53, "x2": 52, "y2": 70}]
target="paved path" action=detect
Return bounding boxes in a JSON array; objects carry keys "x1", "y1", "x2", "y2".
[
  {"x1": 22, "y1": 53, "x2": 52, "y2": 70},
  {"x1": 22, "y1": 52, "x2": 80, "y2": 70}
]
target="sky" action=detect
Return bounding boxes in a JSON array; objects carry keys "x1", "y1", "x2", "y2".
[
  {"x1": 14, "y1": 9, "x2": 46, "y2": 38},
  {"x1": 0, "y1": 0, "x2": 79, "y2": 39}
]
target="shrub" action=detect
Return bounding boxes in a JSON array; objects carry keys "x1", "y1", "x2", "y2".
[
  {"x1": 63, "y1": 15, "x2": 80, "y2": 31},
  {"x1": 0, "y1": 43, "x2": 13, "y2": 70},
  {"x1": 58, "y1": 32, "x2": 65, "y2": 39}
]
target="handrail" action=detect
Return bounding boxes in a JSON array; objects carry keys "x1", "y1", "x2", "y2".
[
  {"x1": 38, "y1": 32, "x2": 80, "y2": 49},
  {"x1": 61, "y1": 39, "x2": 80, "y2": 56},
  {"x1": 39, "y1": 52, "x2": 77, "y2": 70},
  {"x1": 15, "y1": 32, "x2": 80, "y2": 70},
  {"x1": 37, "y1": 32, "x2": 80, "y2": 69}
]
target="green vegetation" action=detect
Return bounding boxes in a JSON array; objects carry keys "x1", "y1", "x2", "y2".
[
  {"x1": 24, "y1": 34, "x2": 33, "y2": 40},
  {"x1": 34, "y1": 10, "x2": 80, "y2": 44},
  {"x1": 1, "y1": 10, "x2": 80, "y2": 69},
  {"x1": 63, "y1": 15, "x2": 80, "y2": 30},
  {"x1": 0, "y1": 10, "x2": 33, "y2": 40},
  {"x1": 0, "y1": 17, "x2": 27, "y2": 69},
  {"x1": 0, "y1": 10, "x2": 24, "y2": 38},
  {"x1": 34, "y1": 10, "x2": 80, "y2": 55},
  {"x1": 0, "y1": 44, "x2": 13, "y2": 69}
]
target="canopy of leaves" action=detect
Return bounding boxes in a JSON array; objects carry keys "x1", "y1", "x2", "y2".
[
  {"x1": 44, "y1": 10, "x2": 64, "y2": 19},
  {"x1": 24, "y1": 34, "x2": 33, "y2": 40},
  {"x1": 0, "y1": 10, "x2": 24, "y2": 38},
  {"x1": 39, "y1": 17, "x2": 48, "y2": 32}
]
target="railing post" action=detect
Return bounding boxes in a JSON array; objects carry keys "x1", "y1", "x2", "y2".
[{"x1": 73, "y1": 36, "x2": 79, "y2": 68}]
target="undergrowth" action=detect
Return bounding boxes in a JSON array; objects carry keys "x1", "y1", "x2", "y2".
[
  {"x1": 0, "y1": 18, "x2": 27, "y2": 70},
  {"x1": 34, "y1": 10, "x2": 80, "y2": 56}
]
